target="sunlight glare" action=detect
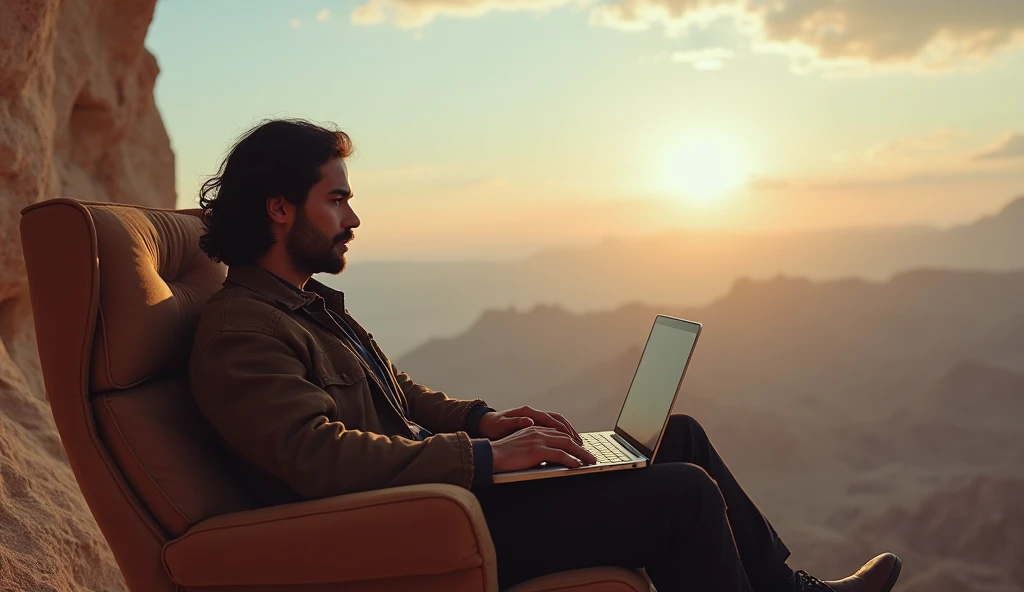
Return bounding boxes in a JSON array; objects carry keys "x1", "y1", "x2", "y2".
[{"x1": 659, "y1": 132, "x2": 752, "y2": 203}]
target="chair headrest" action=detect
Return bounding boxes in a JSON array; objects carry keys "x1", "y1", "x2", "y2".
[{"x1": 88, "y1": 204, "x2": 226, "y2": 393}]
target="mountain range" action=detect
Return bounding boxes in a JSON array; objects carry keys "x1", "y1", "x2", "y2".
[
  {"x1": 397, "y1": 268, "x2": 1024, "y2": 421},
  {"x1": 797, "y1": 475, "x2": 1024, "y2": 592},
  {"x1": 318, "y1": 196, "x2": 1024, "y2": 590},
  {"x1": 329, "y1": 195, "x2": 1024, "y2": 357},
  {"x1": 394, "y1": 266, "x2": 1024, "y2": 591}
]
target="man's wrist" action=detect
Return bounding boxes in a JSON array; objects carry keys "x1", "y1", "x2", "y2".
[
  {"x1": 470, "y1": 438, "x2": 493, "y2": 490},
  {"x1": 465, "y1": 405, "x2": 496, "y2": 438}
]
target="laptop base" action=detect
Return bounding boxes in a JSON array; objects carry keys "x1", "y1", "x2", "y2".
[{"x1": 492, "y1": 431, "x2": 648, "y2": 484}]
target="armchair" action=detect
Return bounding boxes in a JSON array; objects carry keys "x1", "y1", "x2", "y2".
[{"x1": 19, "y1": 198, "x2": 653, "y2": 592}]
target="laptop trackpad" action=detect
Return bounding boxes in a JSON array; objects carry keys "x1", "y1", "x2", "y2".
[{"x1": 510, "y1": 462, "x2": 571, "y2": 474}]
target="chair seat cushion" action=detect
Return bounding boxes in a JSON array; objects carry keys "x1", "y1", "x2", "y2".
[
  {"x1": 506, "y1": 567, "x2": 653, "y2": 592},
  {"x1": 162, "y1": 484, "x2": 494, "y2": 588}
]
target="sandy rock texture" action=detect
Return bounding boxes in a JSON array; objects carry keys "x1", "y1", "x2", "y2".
[{"x1": 0, "y1": 0, "x2": 173, "y2": 589}]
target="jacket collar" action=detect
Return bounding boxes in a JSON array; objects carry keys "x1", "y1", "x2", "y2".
[{"x1": 225, "y1": 264, "x2": 346, "y2": 312}]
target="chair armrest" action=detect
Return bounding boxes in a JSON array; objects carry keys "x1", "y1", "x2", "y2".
[{"x1": 162, "y1": 483, "x2": 497, "y2": 589}]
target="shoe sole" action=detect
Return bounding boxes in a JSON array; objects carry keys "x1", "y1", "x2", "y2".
[{"x1": 879, "y1": 556, "x2": 901, "y2": 592}]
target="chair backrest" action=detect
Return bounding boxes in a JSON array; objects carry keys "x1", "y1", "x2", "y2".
[{"x1": 20, "y1": 199, "x2": 257, "y2": 592}]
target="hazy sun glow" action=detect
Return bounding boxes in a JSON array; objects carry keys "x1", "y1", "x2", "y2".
[{"x1": 659, "y1": 132, "x2": 753, "y2": 202}]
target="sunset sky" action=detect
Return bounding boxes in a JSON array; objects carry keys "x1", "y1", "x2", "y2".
[{"x1": 147, "y1": 0, "x2": 1024, "y2": 260}]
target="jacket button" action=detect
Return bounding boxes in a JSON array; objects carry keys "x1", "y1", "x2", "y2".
[{"x1": 341, "y1": 373, "x2": 350, "y2": 381}]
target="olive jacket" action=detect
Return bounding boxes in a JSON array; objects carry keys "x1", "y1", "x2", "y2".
[{"x1": 189, "y1": 264, "x2": 493, "y2": 501}]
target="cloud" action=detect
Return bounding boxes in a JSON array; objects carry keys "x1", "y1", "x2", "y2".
[
  {"x1": 670, "y1": 47, "x2": 734, "y2": 70},
  {"x1": 351, "y1": 0, "x2": 585, "y2": 29},
  {"x1": 589, "y1": 0, "x2": 742, "y2": 32},
  {"x1": 316, "y1": 8, "x2": 331, "y2": 22},
  {"x1": 866, "y1": 130, "x2": 962, "y2": 163},
  {"x1": 973, "y1": 133, "x2": 1024, "y2": 160},
  {"x1": 750, "y1": 168, "x2": 1024, "y2": 194},
  {"x1": 592, "y1": 0, "x2": 1024, "y2": 72},
  {"x1": 804, "y1": 168, "x2": 1024, "y2": 192},
  {"x1": 289, "y1": 17, "x2": 302, "y2": 29},
  {"x1": 637, "y1": 47, "x2": 734, "y2": 68},
  {"x1": 754, "y1": 0, "x2": 1024, "y2": 69},
  {"x1": 351, "y1": 0, "x2": 1024, "y2": 72},
  {"x1": 829, "y1": 130, "x2": 968, "y2": 166}
]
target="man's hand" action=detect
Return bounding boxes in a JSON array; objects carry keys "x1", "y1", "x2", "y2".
[
  {"x1": 490, "y1": 426, "x2": 598, "y2": 473},
  {"x1": 477, "y1": 405, "x2": 584, "y2": 445}
]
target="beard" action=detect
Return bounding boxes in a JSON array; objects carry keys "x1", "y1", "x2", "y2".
[{"x1": 286, "y1": 207, "x2": 351, "y2": 276}]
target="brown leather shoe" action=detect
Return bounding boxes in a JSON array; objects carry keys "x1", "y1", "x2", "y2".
[{"x1": 791, "y1": 553, "x2": 902, "y2": 592}]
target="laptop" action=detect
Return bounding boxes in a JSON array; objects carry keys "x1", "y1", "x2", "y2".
[{"x1": 493, "y1": 314, "x2": 702, "y2": 484}]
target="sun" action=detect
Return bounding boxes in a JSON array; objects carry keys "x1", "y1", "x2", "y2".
[{"x1": 658, "y1": 132, "x2": 752, "y2": 202}]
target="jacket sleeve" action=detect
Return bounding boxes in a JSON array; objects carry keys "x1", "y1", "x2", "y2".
[
  {"x1": 389, "y1": 364, "x2": 491, "y2": 435},
  {"x1": 190, "y1": 329, "x2": 478, "y2": 499}
]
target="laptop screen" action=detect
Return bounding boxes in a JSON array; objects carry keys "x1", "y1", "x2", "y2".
[{"x1": 614, "y1": 315, "x2": 701, "y2": 456}]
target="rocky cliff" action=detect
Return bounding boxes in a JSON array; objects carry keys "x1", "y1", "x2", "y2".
[{"x1": 0, "y1": 0, "x2": 172, "y2": 589}]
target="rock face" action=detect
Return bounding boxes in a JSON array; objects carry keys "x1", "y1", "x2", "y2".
[{"x1": 0, "y1": 0, "x2": 172, "y2": 589}]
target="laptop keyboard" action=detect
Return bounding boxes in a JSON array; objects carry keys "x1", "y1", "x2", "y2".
[{"x1": 581, "y1": 432, "x2": 633, "y2": 464}]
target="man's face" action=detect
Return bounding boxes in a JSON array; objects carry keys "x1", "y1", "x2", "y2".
[{"x1": 286, "y1": 158, "x2": 360, "y2": 276}]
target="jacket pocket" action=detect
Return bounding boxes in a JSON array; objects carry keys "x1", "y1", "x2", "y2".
[{"x1": 313, "y1": 359, "x2": 366, "y2": 388}]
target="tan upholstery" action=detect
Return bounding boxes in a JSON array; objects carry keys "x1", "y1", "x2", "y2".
[
  {"x1": 507, "y1": 568, "x2": 656, "y2": 592},
  {"x1": 20, "y1": 198, "x2": 654, "y2": 592}
]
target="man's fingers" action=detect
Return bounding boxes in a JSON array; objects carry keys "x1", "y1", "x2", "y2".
[
  {"x1": 539, "y1": 447, "x2": 582, "y2": 468},
  {"x1": 523, "y1": 410, "x2": 560, "y2": 430},
  {"x1": 534, "y1": 429, "x2": 596, "y2": 464},
  {"x1": 523, "y1": 406, "x2": 581, "y2": 444},
  {"x1": 532, "y1": 426, "x2": 567, "y2": 437},
  {"x1": 550, "y1": 412, "x2": 582, "y2": 443},
  {"x1": 548, "y1": 413, "x2": 582, "y2": 444},
  {"x1": 573, "y1": 443, "x2": 597, "y2": 465},
  {"x1": 523, "y1": 410, "x2": 578, "y2": 442},
  {"x1": 499, "y1": 415, "x2": 533, "y2": 429},
  {"x1": 544, "y1": 415, "x2": 584, "y2": 447}
]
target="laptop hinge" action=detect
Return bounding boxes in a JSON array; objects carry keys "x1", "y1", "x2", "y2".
[{"x1": 612, "y1": 433, "x2": 646, "y2": 460}]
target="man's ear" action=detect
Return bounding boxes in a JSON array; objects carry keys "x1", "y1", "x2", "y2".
[{"x1": 266, "y1": 196, "x2": 291, "y2": 225}]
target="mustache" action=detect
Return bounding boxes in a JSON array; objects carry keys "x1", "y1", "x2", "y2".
[{"x1": 334, "y1": 229, "x2": 355, "y2": 244}]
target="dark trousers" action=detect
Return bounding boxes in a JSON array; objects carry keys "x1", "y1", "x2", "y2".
[{"x1": 474, "y1": 414, "x2": 794, "y2": 592}]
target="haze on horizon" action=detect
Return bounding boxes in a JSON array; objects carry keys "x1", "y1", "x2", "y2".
[{"x1": 147, "y1": 0, "x2": 1024, "y2": 261}]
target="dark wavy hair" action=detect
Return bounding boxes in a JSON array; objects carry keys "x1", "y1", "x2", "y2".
[{"x1": 198, "y1": 119, "x2": 354, "y2": 266}]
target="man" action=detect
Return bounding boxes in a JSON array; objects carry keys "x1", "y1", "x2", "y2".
[{"x1": 190, "y1": 119, "x2": 901, "y2": 592}]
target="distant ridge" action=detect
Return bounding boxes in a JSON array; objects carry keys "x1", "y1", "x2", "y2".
[
  {"x1": 400, "y1": 267, "x2": 1024, "y2": 425},
  {"x1": 900, "y1": 360, "x2": 1024, "y2": 428},
  {"x1": 859, "y1": 475, "x2": 1024, "y2": 570},
  {"x1": 338, "y1": 193, "x2": 1024, "y2": 357}
]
